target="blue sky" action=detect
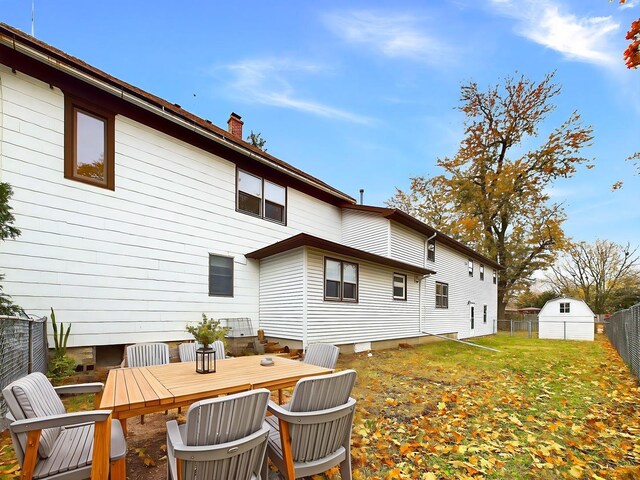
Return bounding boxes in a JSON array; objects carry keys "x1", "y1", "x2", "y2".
[{"x1": 2, "y1": 0, "x2": 639, "y2": 245}]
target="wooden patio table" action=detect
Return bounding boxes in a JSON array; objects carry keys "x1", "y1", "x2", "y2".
[{"x1": 97, "y1": 355, "x2": 333, "y2": 479}]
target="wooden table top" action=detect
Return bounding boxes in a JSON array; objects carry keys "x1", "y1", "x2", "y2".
[{"x1": 99, "y1": 355, "x2": 332, "y2": 417}]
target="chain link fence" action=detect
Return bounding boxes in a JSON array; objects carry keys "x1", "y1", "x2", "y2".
[
  {"x1": 606, "y1": 303, "x2": 640, "y2": 379},
  {"x1": 0, "y1": 315, "x2": 48, "y2": 424}
]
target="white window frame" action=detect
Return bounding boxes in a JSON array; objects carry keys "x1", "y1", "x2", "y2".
[
  {"x1": 393, "y1": 273, "x2": 407, "y2": 301},
  {"x1": 468, "y1": 259, "x2": 474, "y2": 277},
  {"x1": 560, "y1": 302, "x2": 571, "y2": 313}
]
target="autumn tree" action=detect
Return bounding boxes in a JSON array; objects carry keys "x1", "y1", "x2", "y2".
[
  {"x1": 620, "y1": 1, "x2": 639, "y2": 69},
  {"x1": 388, "y1": 72, "x2": 593, "y2": 319},
  {"x1": 515, "y1": 288, "x2": 558, "y2": 309},
  {"x1": 0, "y1": 182, "x2": 22, "y2": 315},
  {"x1": 546, "y1": 239, "x2": 640, "y2": 313},
  {"x1": 246, "y1": 130, "x2": 267, "y2": 152}
]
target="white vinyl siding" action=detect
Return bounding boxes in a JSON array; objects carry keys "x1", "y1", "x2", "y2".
[
  {"x1": 390, "y1": 222, "x2": 424, "y2": 265},
  {"x1": 256, "y1": 249, "x2": 305, "y2": 340},
  {"x1": 0, "y1": 66, "x2": 342, "y2": 347},
  {"x1": 422, "y1": 243, "x2": 497, "y2": 339},
  {"x1": 306, "y1": 249, "x2": 421, "y2": 345},
  {"x1": 341, "y1": 210, "x2": 388, "y2": 256}
]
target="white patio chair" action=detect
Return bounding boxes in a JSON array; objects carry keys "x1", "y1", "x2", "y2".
[
  {"x1": 126, "y1": 342, "x2": 170, "y2": 423},
  {"x1": 166, "y1": 388, "x2": 270, "y2": 480},
  {"x1": 2, "y1": 372, "x2": 127, "y2": 480},
  {"x1": 264, "y1": 369, "x2": 357, "y2": 480},
  {"x1": 303, "y1": 343, "x2": 340, "y2": 369},
  {"x1": 178, "y1": 340, "x2": 227, "y2": 362}
]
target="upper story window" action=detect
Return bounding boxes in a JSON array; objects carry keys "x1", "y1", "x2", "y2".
[
  {"x1": 64, "y1": 96, "x2": 115, "y2": 190},
  {"x1": 393, "y1": 273, "x2": 407, "y2": 300},
  {"x1": 480, "y1": 264, "x2": 485, "y2": 281},
  {"x1": 324, "y1": 258, "x2": 358, "y2": 302},
  {"x1": 209, "y1": 255, "x2": 234, "y2": 297},
  {"x1": 493, "y1": 269, "x2": 497, "y2": 284},
  {"x1": 560, "y1": 302, "x2": 570, "y2": 313},
  {"x1": 468, "y1": 259, "x2": 474, "y2": 277},
  {"x1": 237, "y1": 169, "x2": 286, "y2": 224},
  {"x1": 427, "y1": 237, "x2": 436, "y2": 262},
  {"x1": 436, "y1": 282, "x2": 449, "y2": 308},
  {"x1": 483, "y1": 305, "x2": 487, "y2": 323}
]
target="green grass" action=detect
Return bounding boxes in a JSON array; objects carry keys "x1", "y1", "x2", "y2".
[{"x1": 338, "y1": 336, "x2": 640, "y2": 480}]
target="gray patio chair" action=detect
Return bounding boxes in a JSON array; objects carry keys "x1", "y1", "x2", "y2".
[
  {"x1": 2, "y1": 372, "x2": 126, "y2": 480},
  {"x1": 178, "y1": 340, "x2": 227, "y2": 362},
  {"x1": 277, "y1": 343, "x2": 340, "y2": 404},
  {"x1": 303, "y1": 343, "x2": 340, "y2": 369},
  {"x1": 264, "y1": 369, "x2": 357, "y2": 480},
  {"x1": 166, "y1": 388, "x2": 270, "y2": 480},
  {"x1": 126, "y1": 342, "x2": 170, "y2": 423}
]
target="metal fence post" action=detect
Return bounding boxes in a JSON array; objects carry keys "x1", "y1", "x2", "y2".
[
  {"x1": 564, "y1": 321, "x2": 566, "y2": 340},
  {"x1": 510, "y1": 319, "x2": 513, "y2": 337},
  {"x1": 28, "y1": 319, "x2": 33, "y2": 374}
]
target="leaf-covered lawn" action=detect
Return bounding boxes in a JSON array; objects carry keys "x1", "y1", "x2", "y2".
[
  {"x1": 1, "y1": 336, "x2": 638, "y2": 479},
  {"x1": 341, "y1": 335, "x2": 640, "y2": 480}
]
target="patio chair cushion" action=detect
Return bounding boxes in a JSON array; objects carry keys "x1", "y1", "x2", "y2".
[
  {"x1": 9, "y1": 372, "x2": 66, "y2": 459},
  {"x1": 33, "y1": 419, "x2": 126, "y2": 479}
]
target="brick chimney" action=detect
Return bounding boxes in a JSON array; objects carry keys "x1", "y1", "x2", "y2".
[{"x1": 227, "y1": 112, "x2": 244, "y2": 139}]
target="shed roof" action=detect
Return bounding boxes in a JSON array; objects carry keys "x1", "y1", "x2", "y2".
[{"x1": 246, "y1": 233, "x2": 437, "y2": 275}]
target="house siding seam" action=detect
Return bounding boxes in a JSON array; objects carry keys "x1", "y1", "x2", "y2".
[
  {"x1": 341, "y1": 210, "x2": 388, "y2": 257},
  {"x1": 390, "y1": 222, "x2": 425, "y2": 266}
]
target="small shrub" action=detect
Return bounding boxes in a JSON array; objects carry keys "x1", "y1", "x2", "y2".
[
  {"x1": 186, "y1": 313, "x2": 230, "y2": 347},
  {"x1": 48, "y1": 355, "x2": 76, "y2": 383}
]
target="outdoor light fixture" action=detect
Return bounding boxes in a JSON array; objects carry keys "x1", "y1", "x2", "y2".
[{"x1": 196, "y1": 346, "x2": 216, "y2": 374}]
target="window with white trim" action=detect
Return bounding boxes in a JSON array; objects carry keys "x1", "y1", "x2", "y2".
[
  {"x1": 468, "y1": 259, "x2": 474, "y2": 277},
  {"x1": 436, "y1": 282, "x2": 449, "y2": 308},
  {"x1": 324, "y1": 258, "x2": 358, "y2": 302},
  {"x1": 237, "y1": 169, "x2": 286, "y2": 224},
  {"x1": 393, "y1": 273, "x2": 407, "y2": 300},
  {"x1": 483, "y1": 305, "x2": 487, "y2": 323},
  {"x1": 560, "y1": 302, "x2": 571, "y2": 313},
  {"x1": 480, "y1": 264, "x2": 485, "y2": 281},
  {"x1": 493, "y1": 269, "x2": 497, "y2": 284}
]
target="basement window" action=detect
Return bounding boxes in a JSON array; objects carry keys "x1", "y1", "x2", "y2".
[{"x1": 64, "y1": 95, "x2": 115, "y2": 190}]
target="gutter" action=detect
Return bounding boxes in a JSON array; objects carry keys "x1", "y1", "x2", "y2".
[{"x1": 0, "y1": 32, "x2": 355, "y2": 204}]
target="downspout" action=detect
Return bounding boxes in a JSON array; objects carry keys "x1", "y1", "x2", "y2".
[
  {"x1": 420, "y1": 232, "x2": 437, "y2": 333},
  {"x1": 302, "y1": 247, "x2": 308, "y2": 350}
]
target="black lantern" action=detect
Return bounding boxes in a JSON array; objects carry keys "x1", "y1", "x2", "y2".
[{"x1": 196, "y1": 346, "x2": 216, "y2": 374}]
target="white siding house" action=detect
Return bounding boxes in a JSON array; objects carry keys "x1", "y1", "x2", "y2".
[
  {"x1": 539, "y1": 298, "x2": 595, "y2": 341},
  {"x1": 0, "y1": 23, "x2": 502, "y2": 361}
]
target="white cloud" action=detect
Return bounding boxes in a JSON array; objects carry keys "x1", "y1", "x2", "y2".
[
  {"x1": 489, "y1": 0, "x2": 620, "y2": 67},
  {"x1": 220, "y1": 58, "x2": 372, "y2": 124},
  {"x1": 323, "y1": 11, "x2": 455, "y2": 66},
  {"x1": 619, "y1": 0, "x2": 636, "y2": 10}
]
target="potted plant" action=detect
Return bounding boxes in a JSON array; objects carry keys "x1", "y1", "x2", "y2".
[{"x1": 186, "y1": 314, "x2": 229, "y2": 373}]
